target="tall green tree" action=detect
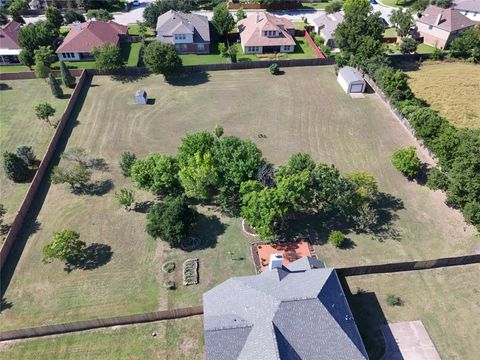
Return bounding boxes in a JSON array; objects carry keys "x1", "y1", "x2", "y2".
[
  {"x1": 86, "y1": 9, "x2": 113, "y2": 21},
  {"x1": 19, "y1": 49, "x2": 35, "y2": 68},
  {"x1": 3, "y1": 151, "x2": 29, "y2": 182},
  {"x1": 178, "y1": 151, "x2": 218, "y2": 200},
  {"x1": 143, "y1": 42, "x2": 182, "y2": 76},
  {"x1": 34, "y1": 45, "x2": 56, "y2": 67},
  {"x1": 146, "y1": 196, "x2": 197, "y2": 247},
  {"x1": 119, "y1": 151, "x2": 136, "y2": 177},
  {"x1": 48, "y1": 72, "x2": 64, "y2": 98},
  {"x1": 51, "y1": 163, "x2": 91, "y2": 191},
  {"x1": 178, "y1": 131, "x2": 216, "y2": 167},
  {"x1": 143, "y1": 0, "x2": 191, "y2": 29},
  {"x1": 42, "y1": 230, "x2": 86, "y2": 264},
  {"x1": 212, "y1": 3, "x2": 235, "y2": 41},
  {"x1": 92, "y1": 43, "x2": 124, "y2": 72},
  {"x1": 64, "y1": 10, "x2": 86, "y2": 24},
  {"x1": 59, "y1": 61, "x2": 76, "y2": 88},
  {"x1": 131, "y1": 153, "x2": 181, "y2": 195},
  {"x1": 34, "y1": 60, "x2": 51, "y2": 79},
  {"x1": 390, "y1": 9, "x2": 413, "y2": 37},
  {"x1": 45, "y1": 6, "x2": 64, "y2": 29},
  {"x1": 18, "y1": 21, "x2": 58, "y2": 54},
  {"x1": 449, "y1": 26, "x2": 480, "y2": 63}
]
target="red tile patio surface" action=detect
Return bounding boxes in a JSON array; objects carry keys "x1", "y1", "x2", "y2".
[{"x1": 255, "y1": 240, "x2": 312, "y2": 271}]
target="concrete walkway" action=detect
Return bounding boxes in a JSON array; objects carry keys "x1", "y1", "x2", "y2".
[{"x1": 381, "y1": 320, "x2": 441, "y2": 360}]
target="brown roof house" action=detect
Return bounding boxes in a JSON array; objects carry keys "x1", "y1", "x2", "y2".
[
  {"x1": 237, "y1": 12, "x2": 296, "y2": 54},
  {"x1": 156, "y1": 10, "x2": 210, "y2": 54},
  {"x1": 0, "y1": 20, "x2": 22, "y2": 65},
  {"x1": 56, "y1": 21, "x2": 128, "y2": 62},
  {"x1": 416, "y1": 5, "x2": 476, "y2": 48}
]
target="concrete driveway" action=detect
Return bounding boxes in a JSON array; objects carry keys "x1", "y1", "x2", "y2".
[{"x1": 381, "y1": 320, "x2": 441, "y2": 360}]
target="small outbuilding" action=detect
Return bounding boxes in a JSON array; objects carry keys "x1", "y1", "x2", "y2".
[
  {"x1": 134, "y1": 89, "x2": 147, "y2": 105},
  {"x1": 337, "y1": 67, "x2": 366, "y2": 94}
]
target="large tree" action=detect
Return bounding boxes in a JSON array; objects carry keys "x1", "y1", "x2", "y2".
[
  {"x1": 92, "y1": 43, "x2": 124, "y2": 72},
  {"x1": 16, "y1": 145, "x2": 37, "y2": 167},
  {"x1": 390, "y1": 9, "x2": 413, "y2": 37},
  {"x1": 212, "y1": 3, "x2": 235, "y2": 40},
  {"x1": 86, "y1": 8, "x2": 114, "y2": 21},
  {"x1": 34, "y1": 45, "x2": 56, "y2": 67},
  {"x1": 48, "y1": 72, "x2": 64, "y2": 98},
  {"x1": 59, "y1": 61, "x2": 76, "y2": 88},
  {"x1": 42, "y1": 230, "x2": 86, "y2": 264},
  {"x1": 178, "y1": 131, "x2": 216, "y2": 166},
  {"x1": 143, "y1": 0, "x2": 191, "y2": 29},
  {"x1": 45, "y1": 6, "x2": 64, "y2": 29},
  {"x1": 131, "y1": 153, "x2": 181, "y2": 195},
  {"x1": 51, "y1": 163, "x2": 91, "y2": 191},
  {"x1": 449, "y1": 26, "x2": 480, "y2": 63},
  {"x1": 143, "y1": 42, "x2": 182, "y2": 76},
  {"x1": 146, "y1": 196, "x2": 197, "y2": 247},
  {"x1": 178, "y1": 151, "x2": 218, "y2": 200},
  {"x1": 18, "y1": 21, "x2": 58, "y2": 54}
]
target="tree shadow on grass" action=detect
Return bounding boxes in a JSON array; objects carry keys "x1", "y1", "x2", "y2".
[
  {"x1": 166, "y1": 72, "x2": 210, "y2": 86},
  {"x1": 340, "y1": 276, "x2": 391, "y2": 360},
  {"x1": 0, "y1": 297, "x2": 13, "y2": 313},
  {"x1": 190, "y1": 213, "x2": 227, "y2": 251},
  {"x1": 86, "y1": 158, "x2": 109, "y2": 172},
  {"x1": 0, "y1": 83, "x2": 12, "y2": 90},
  {"x1": 73, "y1": 179, "x2": 114, "y2": 196},
  {"x1": 367, "y1": 192, "x2": 404, "y2": 242},
  {"x1": 111, "y1": 72, "x2": 150, "y2": 84},
  {"x1": 415, "y1": 163, "x2": 430, "y2": 186},
  {"x1": 64, "y1": 243, "x2": 113, "y2": 273}
]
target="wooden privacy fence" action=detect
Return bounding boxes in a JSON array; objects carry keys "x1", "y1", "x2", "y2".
[
  {"x1": 303, "y1": 29, "x2": 326, "y2": 59},
  {"x1": 0, "y1": 70, "x2": 88, "y2": 271},
  {"x1": 0, "y1": 306, "x2": 204, "y2": 341},
  {"x1": 337, "y1": 254, "x2": 480, "y2": 277}
]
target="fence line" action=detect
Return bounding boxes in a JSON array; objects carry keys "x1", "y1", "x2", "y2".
[
  {"x1": 0, "y1": 306, "x2": 204, "y2": 342},
  {"x1": 303, "y1": 29, "x2": 326, "y2": 59},
  {"x1": 0, "y1": 70, "x2": 88, "y2": 271},
  {"x1": 362, "y1": 73, "x2": 437, "y2": 162},
  {"x1": 0, "y1": 69, "x2": 84, "y2": 81},
  {"x1": 337, "y1": 254, "x2": 480, "y2": 277}
]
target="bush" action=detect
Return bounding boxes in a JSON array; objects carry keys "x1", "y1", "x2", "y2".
[
  {"x1": 59, "y1": 60, "x2": 76, "y2": 88},
  {"x1": 218, "y1": 43, "x2": 228, "y2": 57},
  {"x1": 16, "y1": 145, "x2": 36, "y2": 167},
  {"x1": 399, "y1": 37, "x2": 417, "y2": 54},
  {"x1": 391, "y1": 146, "x2": 421, "y2": 179},
  {"x1": 430, "y1": 47, "x2": 445, "y2": 61},
  {"x1": 3, "y1": 151, "x2": 29, "y2": 182},
  {"x1": 119, "y1": 151, "x2": 136, "y2": 177},
  {"x1": 163, "y1": 280, "x2": 176, "y2": 290},
  {"x1": 162, "y1": 261, "x2": 175, "y2": 273},
  {"x1": 48, "y1": 72, "x2": 63, "y2": 98},
  {"x1": 64, "y1": 10, "x2": 85, "y2": 24},
  {"x1": 386, "y1": 293, "x2": 402, "y2": 306},
  {"x1": 328, "y1": 230, "x2": 345, "y2": 248},
  {"x1": 269, "y1": 63, "x2": 280, "y2": 75},
  {"x1": 426, "y1": 167, "x2": 449, "y2": 191}
]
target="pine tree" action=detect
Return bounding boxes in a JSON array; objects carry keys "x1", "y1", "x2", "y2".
[
  {"x1": 59, "y1": 61, "x2": 76, "y2": 88},
  {"x1": 48, "y1": 72, "x2": 63, "y2": 99},
  {"x1": 3, "y1": 151, "x2": 29, "y2": 182}
]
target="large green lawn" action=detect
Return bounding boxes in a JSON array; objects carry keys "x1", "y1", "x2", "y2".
[
  {"x1": 0, "y1": 67, "x2": 478, "y2": 358},
  {"x1": 0, "y1": 79, "x2": 70, "y2": 224},
  {"x1": 180, "y1": 43, "x2": 230, "y2": 66},
  {"x1": 236, "y1": 37, "x2": 315, "y2": 62}
]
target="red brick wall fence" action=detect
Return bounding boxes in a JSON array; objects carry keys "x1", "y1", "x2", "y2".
[
  {"x1": 303, "y1": 30, "x2": 326, "y2": 59},
  {"x1": 0, "y1": 306, "x2": 204, "y2": 341},
  {"x1": 0, "y1": 69, "x2": 84, "y2": 81},
  {"x1": 0, "y1": 70, "x2": 88, "y2": 271}
]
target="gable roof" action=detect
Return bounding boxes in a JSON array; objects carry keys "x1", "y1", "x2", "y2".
[
  {"x1": 453, "y1": 0, "x2": 480, "y2": 12},
  {"x1": 203, "y1": 257, "x2": 368, "y2": 360},
  {"x1": 156, "y1": 10, "x2": 210, "y2": 43},
  {"x1": 338, "y1": 66, "x2": 365, "y2": 84},
  {"x1": 237, "y1": 12, "x2": 296, "y2": 47},
  {"x1": 417, "y1": 5, "x2": 476, "y2": 32},
  {"x1": 312, "y1": 11, "x2": 344, "y2": 42},
  {"x1": 56, "y1": 21, "x2": 128, "y2": 54},
  {"x1": 0, "y1": 20, "x2": 22, "y2": 50}
]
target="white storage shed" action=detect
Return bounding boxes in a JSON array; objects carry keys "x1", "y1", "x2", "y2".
[
  {"x1": 134, "y1": 89, "x2": 147, "y2": 105},
  {"x1": 337, "y1": 67, "x2": 366, "y2": 94}
]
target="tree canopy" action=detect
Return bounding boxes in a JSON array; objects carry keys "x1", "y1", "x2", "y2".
[
  {"x1": 42, "y1": 230, "x2": 86, "y2": 264},
  {"x1": 131, "y1": 153, "x2": 181, "y2": 195},
  {"x1": 143, "y1": 0, "x2": 191, "y2": 29},
  {"x1": 212, "y1": 3, "x2": 235, "y2": 38},
  {"x1": 391, "y1": 146, "x2": 422, "y2": 179},
  {"x1": 92, "y1": 43, "x2": 124, "y2": 72},
  {"x1": 143, "y1": 42, "x2": 182, "y2": 76}
]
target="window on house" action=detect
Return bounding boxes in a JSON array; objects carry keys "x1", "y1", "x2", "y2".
[{"x1": 197, "y1": 43, "x2": 205, "y2": 51}]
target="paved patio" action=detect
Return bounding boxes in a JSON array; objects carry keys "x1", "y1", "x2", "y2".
[
  {"x1": 254, "y1": 240, "x2": 313, "y2": 271},
  {"x1": 381, "y1": 320, "x2": 441, "y2": 360}
]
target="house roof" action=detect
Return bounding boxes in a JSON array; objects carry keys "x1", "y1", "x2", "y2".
[
  {"x1": 453, "y1": 0, "x2": 480, "y2": 13},
  {"x1": 312, "y1": 11, "x2": 344, "y2": 41},
  {"x1": 237, "y1": 12, "x2": 296, "y2": 47},
  {"x1": 338, "y1": 66, "x2": 365, "y2": 84},
  {"x1": 56, "y1": 21, "x2": 128, "y2": 54},
  {"x1": 416, "y1": 5, "x2": 476, "y2": 32},
  {"x1": 156, "y1": 10, "x2": 210, "y2": 44},
  {"x1": 0, "y1": 20, "x2": 22, "y2": 51},
  {"x1": 203, "y1": 257, "x2": 368, "y2": 360}
]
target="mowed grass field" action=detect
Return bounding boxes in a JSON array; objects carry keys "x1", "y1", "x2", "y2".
[
  {"x1": 407, "y1": 62, "x2": 480, "y2": 128},
  {"x1": 0, "y1": 316, "x2": 204, "y2": 360},
  {"x1": 0, "y1": 67, "x2": 478, "y2": 358},
  {"x1": 0, "y1": 79, "x2": 70, "y2": 223}
]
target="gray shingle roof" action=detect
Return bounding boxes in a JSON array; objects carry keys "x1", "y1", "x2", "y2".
[
  {"x1": 156, "y1": 10, "x2": 210, "y2": 44},
  {"x1": 312, "y1": 11, "x2": 344, "y2": 42},
  {"x1": 203, "y1": 257, "x2": 368, "y2": 360},
  {"x1": 338, "y1": 66, "x2": 364, "y2": 84}
]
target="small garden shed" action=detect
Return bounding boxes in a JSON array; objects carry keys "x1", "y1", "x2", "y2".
[
  {"x1": 134, "y1": 89, "x2": 147, "y2": 105},
  {"x1": 337, "y1": 67, "x2": 366, "y2": 94}
]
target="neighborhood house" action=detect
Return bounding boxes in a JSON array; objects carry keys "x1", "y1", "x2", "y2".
[
  {"x1": 312, "y1": 11, "x2": 344, "y2": 48},
  {"x1": 55, "y1": 21, "x2": 128, "y2": 61},
  {"x1": 203, "y1": 255, "x2": 368, "y2": 360},
  {"x1": 237, "y1": 12, "x2": 296, "y2": 54},
  {"x1": 156, "y1": 10, "x2": 210, "y2": 54},
  {"x1": 0, "y1": 20, "x2": 22, "y2": 65},
  {"x1": 415, "y1": 5, "x2": 476, "y2": 48},
  {"x1": 453, "y1": 0, "x2": 480, "y2": 21}
]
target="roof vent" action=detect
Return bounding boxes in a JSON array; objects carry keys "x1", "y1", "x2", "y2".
[
  {"x1": 435, "y1": 13, "x2": 442, "y2": 25},
  {"x1": 269, "y1": 253, "x2": 283, "y2": 270}
]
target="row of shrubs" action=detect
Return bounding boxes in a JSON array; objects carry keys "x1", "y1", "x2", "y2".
[{"x1": 362, "y1": 63, "x2": 480, "y2": 230}]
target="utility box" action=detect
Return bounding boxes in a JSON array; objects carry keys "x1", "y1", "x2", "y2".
[{"x1": 134, "y1": 89, "x2": 147, "y2": 105}]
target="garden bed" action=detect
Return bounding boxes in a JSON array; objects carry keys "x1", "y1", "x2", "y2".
[{"x1": 183, "y1": 258, "x2": 199, "y2": 286}]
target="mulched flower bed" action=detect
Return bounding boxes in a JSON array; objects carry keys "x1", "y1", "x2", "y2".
[{"x1": 162, "y1": 261, "x2": 175, "y2": 273}]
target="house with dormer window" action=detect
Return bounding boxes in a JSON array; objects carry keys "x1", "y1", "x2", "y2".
[
  {"x1": 237, "y1": 12, "x2": 296, "y2": 54},
  {"x1": 156, "y1": 10, "x2": 210, "y2": 54}
]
